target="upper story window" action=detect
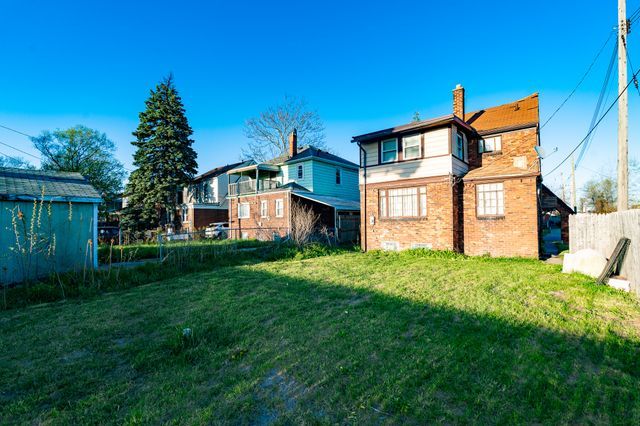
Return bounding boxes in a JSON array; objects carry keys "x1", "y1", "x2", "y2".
[
  {"x1": 381, "y1": 138, "x2": 398, "y2": 163},
  {"x1": 379, "y1": 187, "x2": 427, "y2": 218},
  {"x1": 336, "y1": 168, "x2": 341, "y2": 185},
  {"x1": 479, "y1": 136, "x2": 502, "y2": 153},
  {"x1": 476, "y1": 182, "x2": 504, "y2": 217},
  {"x1": 455, "y1": 132, "x2": 465, "y2": 160},
  {"x1": 402, "y1": 134, "x2": 421, "y2": 160},
  {"x1": 297, "y1": 165, "x2": 304, "y2": 179},
  {"x1": 181, "y1": 206, "x2": 188, "y2": 222}
]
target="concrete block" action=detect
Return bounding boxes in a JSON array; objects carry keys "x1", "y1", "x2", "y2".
[{"x1": 562, "y1": 249, "x2": 607, "y2": 278}]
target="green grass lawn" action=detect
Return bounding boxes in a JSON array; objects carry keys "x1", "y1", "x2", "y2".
[
  {"x1": 98, "y1": 238, "x2": 271, "y2": 263},
  {"x1": 2, "y1": 250, "x2": 640, "y2": 424}
]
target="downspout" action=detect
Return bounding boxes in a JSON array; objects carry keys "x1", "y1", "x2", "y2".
[{"x1": 357, "y1": 141, "x2": 367, "y2": 252}]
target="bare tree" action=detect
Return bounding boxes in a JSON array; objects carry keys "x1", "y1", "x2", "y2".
[
  {"x1": 290, "y1": 202, "x2": 319, "y2": 247},
  {"x1": 243, "y1": 96, "x2": 326, "y2": 162}
]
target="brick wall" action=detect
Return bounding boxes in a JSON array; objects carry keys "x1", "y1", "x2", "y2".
[
  {"x1": 360, "y1": 176, "x2": 457, "y2": 251},
  {"x1": 228, "y1": 191, "x2": 290, "y2": 240},
  {"x1": 463, "y1": 176, "x2": 539, "y2": 258},
  {"x1": 474, "y1": 127, "x2": 539, "y2": 171}
]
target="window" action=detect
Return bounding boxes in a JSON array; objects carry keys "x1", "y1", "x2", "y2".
[
  {"x1": 381, "y1": 138, "x2": 398, "y2": 163},
  {"x1": 455, "y1": 132, "x2": 465, "y2": 159},
  {"x1": 379, "y1": 187, "x2": 427, "y2": 218},
  {"x1": 336, "y1": 168, "x2": 341, "y2": 185},
  {"x1": 476, "y1": 183, "x2": 504, "y2": 217},
  {"x1": 275, "y1": 199, "x2": 284, "y2": 217},
  {"x1": 479, "y1": 135, "x2": 502, "y2": 153},
  {"x1": 297, "y1": 165, "x2": 304, "y2": 179},
  {"x1": 402, "y1": 134, "x2": 421, "y2": 160},
  {"x1": 260, "y1": 200, "x2": 268, "y2": 217},
  {"x1": 181, "y1": 206, "x2": 188, "y2": 222},
  {"x1": 238, "y1": 203, "x2": 250, "y2": 219}
]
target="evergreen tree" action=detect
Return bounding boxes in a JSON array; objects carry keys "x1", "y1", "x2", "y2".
[{"x1": 122, "y1": 75, "x2": 197, "y2": 231}]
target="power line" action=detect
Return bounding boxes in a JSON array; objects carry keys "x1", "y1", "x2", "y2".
[
  {"x1": 0, "y1": 149, "x2": 29, "y2": 165},
  {"x1": 0, "y1": 139, "x2": 42, "y2": 160},
  {"x1": 0, "y1": 124, "x2": 34, "y2": 139},
  {"x1": 540, "y1": 30, "x2": 615, "y2": 130},
  {"x1": 576, "y1": 43, "x2": 618, "y2": 167},
  {"x1": 545, "y1": 65, "x2": 640, "y2": 177}
]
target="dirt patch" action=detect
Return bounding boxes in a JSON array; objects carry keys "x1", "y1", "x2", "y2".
[
  {"x1": 254, "y1": 368, "x2": 308, "y2": 424},
  {"x1": 61, "y1": 349, "x2": 89, "y2": 363}
]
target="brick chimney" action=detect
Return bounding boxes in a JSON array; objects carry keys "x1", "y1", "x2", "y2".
[
  {"x1": 453, "y1": 84, "x2": 465, "y2": 118},
  {"x1": 288, "y1": 129, "x2": 297, "y2": 158}
]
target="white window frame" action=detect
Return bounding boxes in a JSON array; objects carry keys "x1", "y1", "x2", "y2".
[
  {"x1": 379, "y1": 186, "x2": 427, "y2": 219},
  {"x1": 260, "y1": 200, "x2": 268, "y2": 218},
  {"x1": 336, "y1": 168, "x2": 342, "y2": 185},
  {"x1": 476, "y1": 182, "x2": 505, "y2": 217},
  {"x1": 275, "y1": 199, "x2": 284, "y2": 217},
  {"x1": 181, "y1": 206, "x2": 188, "y2": 223},
  {"x1": 402, "y1": 134, "x2": 421, "y2": 160},
  {"x1": 381, "y1": 138, "x2": 398, "y2": 163},
  {"x1": 297, "y1": 164, "x2": 304, "y2": 179},
  {"x1": 479, "y1": 135, "x2": 502, "y2": 153},
  {"x1": 238, "y1": 203, "x2": 250, "y2": 219}
]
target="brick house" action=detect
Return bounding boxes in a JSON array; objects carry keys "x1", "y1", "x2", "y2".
[
  {"x1": 352, "y1": 85, "x2": 572, "y2": 258},
  {"x1": 178, "y1": 161, "x2": 248, "y2": 231},
  {"x1": 227, "y1": 131, "x2": 360, "y2": 241}
]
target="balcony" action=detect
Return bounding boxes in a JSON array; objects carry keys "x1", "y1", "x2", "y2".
[{"x1": 228, "y1": 179, "x2": 280, "y2": 196}]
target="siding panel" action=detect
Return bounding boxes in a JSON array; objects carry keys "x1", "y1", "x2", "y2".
[
  {"x1": 360, "y1": 156, "x2": 454, "y2": 184},
  {"x1": 424, "y1": 128, "x2": 449, "y2": 157},
  {"x1": 312, "y1": 161, "x2": 360, "y2": 201}
]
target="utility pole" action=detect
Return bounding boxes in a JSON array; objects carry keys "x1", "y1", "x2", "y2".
[
  {"x1": 560, "y1": 171, "x2": 566, "y2": 202},
  {"x1": 618, "y1": 0, "x2": 629, "y2": 211},
  {"x1": 571, "y1": 156, "x2": 577, "y2": 212}
]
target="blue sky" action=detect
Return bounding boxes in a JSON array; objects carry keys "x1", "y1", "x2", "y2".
[{"x1": 0, "y1": 0, "x2": 638, "y2": 198}]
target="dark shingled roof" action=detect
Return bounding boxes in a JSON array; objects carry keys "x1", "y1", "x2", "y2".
[
  {"x1": 283, "y1": 147, "x2": 358, "y2": 168},
  {"x1": 0, "y1": 168, "x2": 102, "y2": 201},
  {"x1": 194, "y1": 161, "x2": 248, "y2": 182}
]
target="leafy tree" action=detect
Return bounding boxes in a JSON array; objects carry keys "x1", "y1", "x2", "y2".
[
  {"x1": 32, "y1": 126, "x2": 125, "y2": 215},
  {"x1": 0, "y1": 155, "x2": 34, "y2": 169},
  {"x1": 583, "y1": 177, "x2": 616, "y2": 213},
  {"x1": 243, "y1": 96, "x2": 325, "y2": 162},
  {"x1": 122, "y1": 75, "x2": 197, "y2": 231},
  {"x1": 412, "y1": 111, "x2": 421, "y2": 122}
]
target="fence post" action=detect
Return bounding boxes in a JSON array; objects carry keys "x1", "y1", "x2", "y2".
[{"x1": 157, "y1": 233, "x2": 163, "y2": 261}]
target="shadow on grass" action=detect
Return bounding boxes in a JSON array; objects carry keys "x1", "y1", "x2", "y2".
[{"x1": 1, "y1": 255, "x2": 640, "y2": 424}]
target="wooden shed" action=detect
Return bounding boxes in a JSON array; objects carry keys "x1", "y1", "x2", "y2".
[{"x1": 0, "y1": 168, "x2": 102, "y2": 284}]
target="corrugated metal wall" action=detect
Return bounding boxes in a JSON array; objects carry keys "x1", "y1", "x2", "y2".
[{"x1": 0, "y1": 200, "x2": 95, "y2": 284}]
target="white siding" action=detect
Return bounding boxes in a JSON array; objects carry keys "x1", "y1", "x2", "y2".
[
  {"x1": 360, "y1": 156, "x2": 454, "y2": 184},
  {"x1": 424, "y1": 128, "x2": 449, "y2": 157},
  {"x1": 360, "y1": 142, "x2": 378, "y2": 166}
]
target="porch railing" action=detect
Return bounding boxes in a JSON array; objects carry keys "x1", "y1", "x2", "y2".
[{"x1": 228, "y1": 179, "x2": 280, "y2": 196}]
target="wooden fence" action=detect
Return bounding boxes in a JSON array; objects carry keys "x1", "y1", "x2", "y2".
[{"x1": 569, "y1": 210, "x2": 640, "y2": 296}]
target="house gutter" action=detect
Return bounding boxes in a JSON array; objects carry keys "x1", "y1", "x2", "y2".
[{"x1": 357, "y1": 141, "x2": 367, "y2": 252}]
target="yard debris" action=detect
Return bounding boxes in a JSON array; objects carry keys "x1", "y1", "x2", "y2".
[{"x1": 562, "y1": 249, "x2": 607, "y2": 278}]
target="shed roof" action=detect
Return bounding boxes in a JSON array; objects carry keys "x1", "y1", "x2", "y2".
[
  {"x1": 292, "y1": 191, "x2": 360, "y2": 211},
  {"x1": 0, "y1": 168, "x2": 102, "y2": 202}
]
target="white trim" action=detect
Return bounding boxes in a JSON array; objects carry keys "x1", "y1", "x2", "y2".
[
  {"x1": 381, "y1": 138, "x2": 398, "y2": 163},
  {"x1": 275, "y1": 199, "x2": 284, "y2": 217},
  {"x1": 260, "y1": 200, "x2": 268, "y2": 218},
  {"x1": 238, "y1": 202, "x2": 250, "y2": 219}
]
